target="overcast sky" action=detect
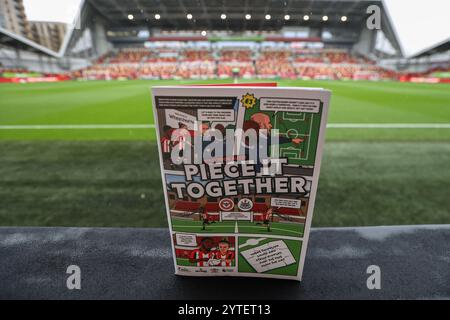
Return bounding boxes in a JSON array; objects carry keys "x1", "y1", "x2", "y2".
[{"x1": 23, "y1": 0, "x2": 450, "y2": 57}]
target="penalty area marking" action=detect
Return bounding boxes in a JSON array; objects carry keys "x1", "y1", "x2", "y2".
[{"x1": 1, "y1": 123, "x2": 450, "y2": 130}]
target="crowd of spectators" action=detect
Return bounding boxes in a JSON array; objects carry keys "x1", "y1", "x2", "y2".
[
  {"x1": 182, "y1": 49, "x2": 214, "y2": 61},
  {"x1": 218, "y1": 49, "x2": 253, "y2": 62},
  {"x1": 71, "y1": 47, "x2": 399, "y2": 81},
  {"x1": 217, "y1": 62, "x2": 256, "y2": 78},
  {"x1": 255, "y1": 49, "x2": 296, "y2": 78}
]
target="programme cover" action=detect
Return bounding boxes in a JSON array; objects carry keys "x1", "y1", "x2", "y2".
[{"x1": 152, "y1": 85, "x2": 331, "y2": 280}]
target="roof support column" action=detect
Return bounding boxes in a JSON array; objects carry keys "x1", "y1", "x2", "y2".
[
  {"x1": 92, "y1": 18, "x2": 112, "y2": 58},
  {"x1": 353, "y1": 27, "x2": 376, "y2": 57},
  {"x1": 14, "y1": 47, "x2": 22, "y2": 69}
]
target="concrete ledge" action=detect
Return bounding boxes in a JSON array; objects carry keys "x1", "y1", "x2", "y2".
[{"x1": 0, "y1": 225, "x2": 449, "y2": 299}]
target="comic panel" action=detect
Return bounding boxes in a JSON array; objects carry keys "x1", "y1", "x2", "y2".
[
  {"x1": 237, "y1": 236, "x2": 302, "y2": 277},
  {"x1": 155, "y1": 96, "x2": 239, "y2": 171},
  {"x1": 238, "y1": 94, "x2": 323, "y2": 168},
  {"x1": 173, "y1": 233, "x2": 236, "y2": 274},
  {"x1": 166, "y1": 173, "x2": 309, "y2": 238}
]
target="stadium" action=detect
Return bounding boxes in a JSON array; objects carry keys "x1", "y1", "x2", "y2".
[
  {"x1": 0, "y1": 0, "x2": 449, "y2": 231},
  {"x1": 1, "y1": 0, "x2": 450, "y2": 301}
]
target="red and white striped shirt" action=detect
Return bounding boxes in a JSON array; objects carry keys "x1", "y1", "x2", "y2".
[
  {"x1": 161, "y1": 137, "x2": 171, "y2": 153},
  {"x1": 172, "y1": 130, "x2": 190, "y2": 151},
  {"x1": 215, "y1": 251, "x2": 235, "y2": 267},
  {"x1": 262, "y1": 213, "x2": 270, "y2": 221},
  {"x1": 189, "y1": 249, "x2": 213, "y2": 267},
  {"x1": 177, "y1": 135, "x2": 186, "y2": 150}
]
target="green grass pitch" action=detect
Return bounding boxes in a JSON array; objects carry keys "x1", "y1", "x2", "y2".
[
  {"x1": 0, "y1": 79, "x2": 449, "y2": 227},
  {"x1": 1, "y1": 79, "x2": 450, "y2": 140},
  {"x1": 274, "y1": 110, "x2": 321, "y2": 166},
  {"x1": 172, "y1": 218, "x2": 236, "y2": 233},
  {"x1": 171, "y1": 217, "x2": 304, "y2": 237},
  {"x1": 237, "y1": 221, "x2": 304, "y2": 237},
  {"x1": 176, "y1": 258, "x2": 192, "y2": 267},
  {"x1": 243, "y1": 96, "x2": 322, "y2": 166}
]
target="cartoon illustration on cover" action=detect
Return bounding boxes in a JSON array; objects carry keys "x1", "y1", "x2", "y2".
[{"x1": 153, "y1": 87, "x2": 330, "y2": 280}]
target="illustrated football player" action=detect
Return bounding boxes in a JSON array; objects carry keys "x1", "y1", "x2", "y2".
[
  {"x1": 173, "y1": 122, "x2": 189, "y2": 157},
  {"x1": 161, "y1": 125, "x2": 173, "y2": 164},
  {"x1": 256, "y1": 207, "x2": 274, "y2": 232},
  {"x1": 244, "y1": 112, "x2": 304, "y2": 142},
  {"x1": 214, "y1": 239, "x2": 235, "y2": 267},
  {"x1": 189, "y1": 237, "x2": 214, "y2": 267},
  {"x1": 200, "y1": 207, "x2": 215, "y2": 230},
  {"x1": 172, "y1": 122, "x2": 210, "y2": 161},
  {"x1": 242, "y1": 112, "x2": 303, "y2": 168}
]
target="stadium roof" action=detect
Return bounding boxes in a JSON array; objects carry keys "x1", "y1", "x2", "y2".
[
  {"x1": 61, "y1": 0, "x2": 403, "y2": 57},
  {"x1": 88, "y1": 0, "x2": 379, "y2": 30},
  {"x1": 410, "y1": 38, "x2": 450, "y2": 59},
  {"x1": 0, "y1": 27, "x2": 59, "y2": 58}
]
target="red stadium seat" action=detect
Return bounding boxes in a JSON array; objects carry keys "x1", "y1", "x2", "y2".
[
  {"x1": 70, "y1": 47, "x2": 399, "y2": 81},
  {"x1": 252, "y1": 203, "x2": 268, "y2": 213},
  {"x1": 276, "y1": 207, "x2": 303, "y2": 216},
  {"x1": 173, "y1": 200, "x2": 201, "y2": 212}
]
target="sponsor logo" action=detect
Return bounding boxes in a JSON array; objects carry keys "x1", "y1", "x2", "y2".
[
  {"x1": 219, "y1": 198, "x2": 235, "y2": 211},
  {"x1": 237, "y1": 198, "x2": 253, "y2": 211}
]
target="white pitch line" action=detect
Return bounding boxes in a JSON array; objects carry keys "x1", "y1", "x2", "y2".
[{"x1": 0, "y1": 123, "x2": 450, "y2": 130}]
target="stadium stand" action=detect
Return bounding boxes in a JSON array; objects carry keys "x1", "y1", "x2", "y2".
[
  {"x1": 5, "y1": 0, "x2": 445, "y2": 83},
  {"x1": 256, "y1": 49, "x2": 296, "y2": 78},
  {"x1": 204, "y1": 202, "x2": 220, "y2": 221},
  {"x1": 400, "y1": 66, "x2": 450, "y2": 83},
  {"x1": 70, "y1": 47, "x2": 399, "y2": 81},
  {"x1": 172, "y1": 200, "x2": 201, "y2": 214},
  {"x1": 0, "y1": 67, "x2": 69, "y2": 83}
]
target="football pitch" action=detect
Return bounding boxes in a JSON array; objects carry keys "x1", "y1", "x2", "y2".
[
  {"x1": 171, "y1": 218, "x2": 305, "y2": 237},
  {"x1": 1, "y1": 79, "x2": 450, "y2": 140},
  {"x1": 0, "y1": 79, "x2": 449, "y2": 227}
]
